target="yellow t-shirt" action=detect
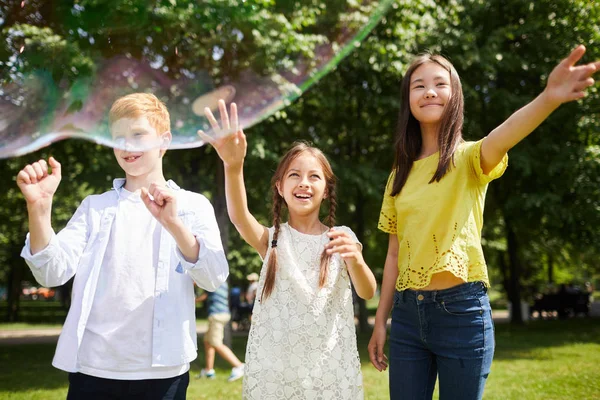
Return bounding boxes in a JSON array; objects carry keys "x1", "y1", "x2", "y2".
[{"x1": 378, "y1": 139, "x2": 508, "y2": 291}]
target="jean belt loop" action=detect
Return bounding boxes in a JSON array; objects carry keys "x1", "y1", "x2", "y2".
[
  {"x1": 401, "y1": 290, "x2": 406, "y2": 303},
  {"x1": 432, "y1": 290, "x2": 437, "y2": 302}
]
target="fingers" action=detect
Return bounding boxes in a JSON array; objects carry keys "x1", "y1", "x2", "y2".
[
  {"x1": 17, "y1": 169, "x2": 31, "y2": 185},
  {"x1": 197, "y1": 129, "x2": 215, "y2": 144},
  {"x1": 563, "y1": 45, "x2": 586, "y2": 67},
  {"x1": 218, "y1": 99, "x2": 230, "y2": 130},
  {"x1": 48, "y1": 157, "x2": 62, "y2": 179},
  {"x1": 24, "y1": 165, "x2": 38, "y2": 184},
  {"x1": 573, "y1": 77, "x2": 595, "y2": 93},
  {"x1": 140, "y1": 187, "x2": 152, "y2": 207},
  {"x1": 147, "y1": 183, "x2": 174, "y2": 207},
  {"x1": 368, "y1": 341, "x2": 388, "y2": 371},
  {"x1": 204, "y1": 107, "x2": 221, "y2": 132},
  {"x1": 231, "y1": 102, "x2": 239, "y2": 135},
  {"x1": 31, "y1": 161, "x2": 46, "y2": 181}
]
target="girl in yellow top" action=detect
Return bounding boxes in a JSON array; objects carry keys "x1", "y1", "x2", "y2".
[{"x1": 368, "y1": 46, "x2": 599, "y2": 400}]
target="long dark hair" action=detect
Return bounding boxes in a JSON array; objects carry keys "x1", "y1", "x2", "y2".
[
  {"x1": 260, "y1": 142, "x2": 338, "y2": 301},
  {"x1": 391, "y1": 53, "x2": 464, "y2": 196}
]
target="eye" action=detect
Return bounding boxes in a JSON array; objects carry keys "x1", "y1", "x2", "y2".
[
  {"x1": 436, "y1": 82, "x2": 448, "y2": 87},
  {"x1": 311, "y1": 174, "x2": 321, "y2": 179},
  {"x1": 288, "y1": 172, "x2": 299, "y2": 178},
  {"x1": 413, "y1": 85, "x2": 424, "y2": 89}
]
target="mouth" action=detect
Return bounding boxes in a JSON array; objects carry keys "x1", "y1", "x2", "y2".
[
  {"x1": 123, "y1": 154, "x2": 142, "y2": 163},
  {"x1": 421, "y1": 104, "x2": 443, "y2": 108},
  {"x1": 294, "y1": 193, "x2": 312, "y2": 201}
]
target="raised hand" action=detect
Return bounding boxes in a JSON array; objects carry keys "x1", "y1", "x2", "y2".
[
  {"x1": 141, "y1": 183, "x2": 178, "y2": 228},
  {"x1": 16, "y1": 157, "x2": 62, "y2": 206},
  {"x1": 197, "y1": 99, "x2": 247, "y2": 169},
  {"x1": 544, "y1": 45, "x2": 600, "y2": 107}
]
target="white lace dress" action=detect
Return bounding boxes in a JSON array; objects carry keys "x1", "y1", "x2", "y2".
[{"x1": 242, "y1": 223, "x2": 364, "y2": 400}]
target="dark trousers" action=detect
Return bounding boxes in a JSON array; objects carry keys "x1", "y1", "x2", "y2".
[{"x1": 66, "y1": 371, "x2": 189, "y2": 400}]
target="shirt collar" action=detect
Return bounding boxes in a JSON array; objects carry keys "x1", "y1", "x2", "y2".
[{"x1": 112, "y1": 178, "x2": 181, "y2": 197}]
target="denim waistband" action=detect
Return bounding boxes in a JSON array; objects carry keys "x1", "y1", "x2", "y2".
[{"x1": 397, "y1": 281, "x2": 487, "y2": 304}]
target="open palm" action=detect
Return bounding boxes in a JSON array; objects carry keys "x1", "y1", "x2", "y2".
[
  {"x1": 545, "y1": 45, "x2": 600, "y2": 106},
  {"x1": 198, "y1": 99, "x2": 247, "y2": 168}
]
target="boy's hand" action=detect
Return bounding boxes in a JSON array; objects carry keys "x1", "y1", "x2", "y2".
[
  {"x1": 197, "y1": 99, "x2": 247, "y2": 169},
  {"x1": 16, "y1": 157, "x2": 62, "y2": 206},
  {"x1": 141, "y1": 183, "x2": 179, "y2": 229},
  {"x1": 325, "y1": 228, "x2": 365, "y2": 269},
  {"x1": 543, "y1": 45, "x2": 600, "y2": 108}
]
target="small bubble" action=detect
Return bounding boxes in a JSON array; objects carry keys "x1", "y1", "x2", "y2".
[{"x1": 19, "y1": 45, "x2": 24, "y2": 53}]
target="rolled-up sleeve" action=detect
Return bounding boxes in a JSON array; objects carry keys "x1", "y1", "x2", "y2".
[
  {"x1": 21, "y1": 197, "x2": 90, "y2": 288},
  {"x1": 176, "y1": 194, "x2": 229, "y2": 291}
]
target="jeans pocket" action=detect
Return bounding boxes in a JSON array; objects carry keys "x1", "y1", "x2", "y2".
[{"x1": 440, "y1": 297, "x2": 484, "y2": 316}]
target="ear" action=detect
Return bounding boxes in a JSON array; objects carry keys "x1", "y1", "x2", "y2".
[
  {"x1": 160, "y1": 131, "x2": 172, "y2": 157},
  {"x1": 276, "y1": 180, "x2": 283, "y2": 197},
  {"x1": 323, "y1": 188, "x2": 328, "y2": 199}
]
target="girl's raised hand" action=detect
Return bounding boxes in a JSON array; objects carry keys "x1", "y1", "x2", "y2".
[
  {"x1": 544, "y1": 45, "x2": 600, "y2": 107},
  {"x1": 197, "y1": 99, "x2": 247, "y2": 168}
]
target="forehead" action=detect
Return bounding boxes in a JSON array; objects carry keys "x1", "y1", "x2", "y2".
[
  {"x1": 110, "y1": 116, "x2": 157, "y2": 137},
  {"x1": 411, "y1": 62, "x2": 450, "y2": 82},
  {"x1": 287, "y1": 153, "x2": 324, "y2": 171}
]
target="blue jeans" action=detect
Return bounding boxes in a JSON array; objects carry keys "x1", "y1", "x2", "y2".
[
  {"x1": 389, "y1": 282, "x2": 495, "y2": 400},
  {"x1": 66, "y1": 371, "x2": 189, "y2": 400}
]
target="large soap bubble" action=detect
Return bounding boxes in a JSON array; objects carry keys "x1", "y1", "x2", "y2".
[{"x1": 0, "y1": 0, "x2": 394, "y2": 158}]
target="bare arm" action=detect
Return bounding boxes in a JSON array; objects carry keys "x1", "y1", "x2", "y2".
[
  {"x1": 368, "y1": 234, "x2": 399, "y2": 371},
  {"x1": 481, "y1": 45, "x2": 600, "y2": 174},
  {"x1": 17, "y1": 158, "x2": 62, "y2": 254},
  {"x1": 224, "y1": 162, "x2": 269, "y2": 258},
  {"x1": 199, "y1": 100, "x2": 269, "y2": 258}
]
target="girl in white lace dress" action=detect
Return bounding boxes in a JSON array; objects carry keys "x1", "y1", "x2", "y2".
[{"x1": 200, "y1": 100, "x2": 377, "y2": 400}]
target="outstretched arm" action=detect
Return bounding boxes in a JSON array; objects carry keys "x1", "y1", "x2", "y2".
[
  {"x1": 481, "y1": 45, "x2": 600, "y2": 174},
  {"x1": 198, "y1": 100, "x2": 269, "y2": 258}
]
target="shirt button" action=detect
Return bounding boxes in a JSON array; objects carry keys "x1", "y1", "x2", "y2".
[{"x1": 417, "y1": 294, "x2": 424, "y2": 301}]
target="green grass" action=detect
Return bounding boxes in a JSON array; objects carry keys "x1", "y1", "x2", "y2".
[
  {"x1": 0, "y1": 322, "x2": 62, "y2": 331},
  {"x1": 1, "y1": 319, "x2": 599, "y2": 399}
]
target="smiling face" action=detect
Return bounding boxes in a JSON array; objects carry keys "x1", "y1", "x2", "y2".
[
  {"x1": 111, "y1": 116, "x2": 170, "y2": 178},
  {"x1": 276, "y1": 153, "x2": 328, "y2": 218},
  {"x1": 408, "y1": 62, "x2": 452, "y2": 127}
]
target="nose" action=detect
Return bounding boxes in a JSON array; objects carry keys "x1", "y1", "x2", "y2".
[
  {"x1": 298, "y1": 176, "x2": 310, "y2": 188},
  {"x1": 424, "y1": 88, "x2": 437, "y2": 99}
]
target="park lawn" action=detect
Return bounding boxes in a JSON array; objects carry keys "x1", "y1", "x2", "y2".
[
  {"x1": 0, "y1": 322, "x2": 62, "y2": 330},
  {"x1": 0, "y1": 318, "x2": 599, "y2": 400}
]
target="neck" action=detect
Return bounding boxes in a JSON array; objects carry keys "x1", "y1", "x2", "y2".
[
  {"x1": 123, "y1": 168, "x2": 167, "y2": 192},
  {"x1": 288, "y1": 214, "x2": 327, "y2": 235},
  {"x1": 418, "y1": 123, "x2": 440, "y2": 159}
]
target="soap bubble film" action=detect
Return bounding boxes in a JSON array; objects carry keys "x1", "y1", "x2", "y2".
[{"x1": 0, "y1": 0, "x2": 394, "y2": 158}]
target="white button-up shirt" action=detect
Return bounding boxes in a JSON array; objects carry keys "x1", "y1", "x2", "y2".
[{"x1": 21, "y1": 179, "x2": 229, "y2": 372}]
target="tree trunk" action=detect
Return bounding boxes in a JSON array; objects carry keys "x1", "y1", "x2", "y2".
[
  {"x1": 547, "y1": 253, "x2": 554, "y2": 284},
  {"x1": 505, "y1": 218, "x2": 524, "y2": 325},
  {"x1": 5, "y1": 248, "x2": 24, "y2": 322}
]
